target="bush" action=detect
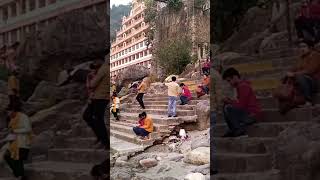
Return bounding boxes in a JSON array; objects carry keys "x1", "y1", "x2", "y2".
[
  {"x1": 168, "y1": 0, "x2": 183, "y2": 11},
  {"x1": 155, "y1": 37, "x2": 192, "y2": 75}
]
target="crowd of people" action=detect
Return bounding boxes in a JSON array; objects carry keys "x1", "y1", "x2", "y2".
[{"x1": 295, "y1": 0, "x2": 320, "y2": 45}]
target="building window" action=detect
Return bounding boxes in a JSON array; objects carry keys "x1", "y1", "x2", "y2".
[
  {"x1": 125, "y1": 49, "x2": 127, "y2": 54},
  {"x1": 129, "y1": 56, "x2": 131, "y2": 61},
  {"x1": 136, "y1": 54, "x2": 139, "y2": 59},
  {"x1": 29, "y1": 0, "x2": 36, "y2": 11},
  {"x1": 129, "y1": 48, "x2": 131, "y2": 52},
  {"x1": 3, "y1": 7, "x2": 8, "y2": 21},
  {"x1": 140, "y1": 42, "x2": 143, "y2": 48},
  {"x1": 132, "y1": 46, "x2": 135, "y2": 51},
  {"x1": 10, "y1": 3, "x2": 17, "y2": 17},
  {"x1": 132, "y1": 55, "x2": 135, "y2": 60},
  {"x1": 136, "y1": 44, "x2": 139, "y2": 49}
]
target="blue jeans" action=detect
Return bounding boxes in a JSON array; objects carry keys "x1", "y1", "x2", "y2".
[
  {"x1": 295, "y1": 74, "x2": 314, "y2": 102},
  {"x1": 168, "y1": 96, "x2": 177, "y2": 116},
  {"x1": 223, "y1": 105, "x2": 255, "y2": 133},
  {"x1": 133, "y1": 127, "x2": 149, "y2": 137},
  {"x1": 180, "y1": 96, "x2": 189, "y2": 105}
]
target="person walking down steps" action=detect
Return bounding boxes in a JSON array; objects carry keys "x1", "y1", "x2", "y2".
[
  {"x1": 89, "y1": 62, "x2": 108, "y2": 150},
  {"x1": 164, "y1": 76, "x2": 180, "y2": 117},
  {"x1": 136, "y1": 79, "x2": 147, "y2": 109},
  {"x1": 4, "y1": 100, "x2": 32, "y2": 180},
  {"x1": 111, "y1": 93, "x2": 120, "y2": 121}
]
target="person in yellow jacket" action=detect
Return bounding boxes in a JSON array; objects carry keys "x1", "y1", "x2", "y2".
[
  {"x1": 4, "y1": 100, "x2": 32, "y2": 180},
  {"x1": 133, "y1": 112, "x2": 153, "y2": 140},
  {"x1": 136, "y1": 80, "x2": 147, "y2": 109}
]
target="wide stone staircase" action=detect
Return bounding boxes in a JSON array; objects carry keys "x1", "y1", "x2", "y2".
[
  {"x1": 212, "y1": 46, "x2": 320, "y2": 179},
  {"x1": 110, "y1": 79, "x2": 208, "y2": 155}
]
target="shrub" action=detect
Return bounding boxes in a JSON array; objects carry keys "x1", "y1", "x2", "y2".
[{"x1": 155, "y1": 37, "x2": 192, "y2": 75}]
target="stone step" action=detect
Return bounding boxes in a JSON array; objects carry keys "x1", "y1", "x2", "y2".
[
  {"x1": 110, "y1": 122, "x2": 161, "y2": 137},
  {"x1": 48, "y1": 148, "x2": 106, "y2": 163},
  {"x1": 213, "y1": 122, "x2": 301, "y2": 138},
  {"x1": 111, "y1": 120, "x2": 170, "y2": 132},
  {"x1": 122, "y1": 108, "x2": 196, "y2": 116},
  {"x1": 213, "y1": 170, "x2": 281, "y2": 180},
  {"x1": 258, "y1": 94, "x2": 320, "y2": 109},
  {"x1": 130, "y1": 104, "x2": 195, "y2": 110},
  {"x1": 224, "y1": 50, "x2": 297, "y2": 66},
  {"x1": 110, "y1": 130, "x2": 154, "y2": 146},
  {"x1": 55, "y1": 137, "x2": 96, "y2": 149},
  {"x1": 216, "y1": 153, "x2": 272, "y2": 173},
  {"x1": 143, "y1": 96, "x2": 198, "y2": 101},
  {"x1": 216, "y1": 107, "x2": 313, "y2": 124},
  {"x1": 215, "y1": 137, "x2": 275, "y2": 154},
  {"x1": 118, "y1": 112, "x2": 197, "y2": 125},
  {"x1": 110, "y1": 136, "x2": 145, "y2": 155},
  {"x1": 135, "y1": 99, "x2": 205, "y2": 106},
  {"x1": 25, "y1": 161, "x2": 93, "y2": 180}
]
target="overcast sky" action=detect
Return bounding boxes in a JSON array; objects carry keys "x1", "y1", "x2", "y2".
[{"x1": 111, "y1": 0, "x2": 131, "y2": 6}]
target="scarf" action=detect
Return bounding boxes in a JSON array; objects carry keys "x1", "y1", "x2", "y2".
[
  {"x1": 8, "y1": 112, "x2": 32, "y2": 160},
  {"x1": 112, "y1": 97, "x2": 117, "y2": 113}
]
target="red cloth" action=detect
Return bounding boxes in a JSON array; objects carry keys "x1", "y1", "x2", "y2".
[
  {"x1": 86, "y1": 72, "x2": 96, "y2": 97},
  {"x1": 310, "y1": 3, "x2": 320, "y2": 19},
  {"x1": 138, "y1": 119, "x2": 144, "y2": 127},
  {"x1": 231, "y1": 80, "x2": 262, "y2": 120},
  {"x1": 182, "y1": 86, "x2": 192, "y2": 100},
  {"x1": 298, "y1": 4, "x2": 311, "y2": 18}
]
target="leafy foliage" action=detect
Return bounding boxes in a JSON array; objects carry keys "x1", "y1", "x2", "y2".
[
  {"x1": 167, "y1": 0, "x2": 183, "y2": 11},
  {"x1": 212, "y1": 0, "x2": 258, "y2": 43},
  {"x1": 0, "y1": 66, "x2": 9, "y2": 81},
  {"x1": 155, "y1": 37, "x2": 192, "y2": 75}
]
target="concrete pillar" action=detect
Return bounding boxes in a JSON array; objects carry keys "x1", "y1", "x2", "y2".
[
  {"x1": 26, "y1": 0, "x2": 30, "y2": 12},
  {"x1": 35, "y1": 0, "x2": 39, "y2": 9},
  {"x1": 8, "y1": 31, "x2": 12, "y2": 45},
  {"x1": 0, "y1": 8, "x2": 3, "y2": 24},
  {"x1": 17, "y1": 29, "x2": 20, "y2": 41},
  {"x1": 92, "y1": 5, "x2": 97, "y2": 12},
  {"x1": 16, "y1": 0, "x2": 21, "y2": 16},
  {"x1": 7, "y1": 5, "x2": 12, "y2": 19}
]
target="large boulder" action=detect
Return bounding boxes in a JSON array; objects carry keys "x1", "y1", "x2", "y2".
[
  {"x1": 195, "y1": 100, "x2": 210, "y2": 130},
  {"x1": 17, "y1": 9, "x2": 108, "y2": 84},
  {"x1": 184, "y1": 147, "x2": 210, "y2": 165},
  {"x1": 30, "y1": 100, "x2": 85, "y2": 134},
  {"x1": 147, "y1": 82, "x2": 167, "y2": 95},
  {"x1": 273, "y1": 123, "x2": 320, "y2": 180},
  {"x1": 115, "y1": 65, "x2": 150, "y2": 87}
]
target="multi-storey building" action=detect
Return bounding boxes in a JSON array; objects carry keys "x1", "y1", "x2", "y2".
[
  {"x1": 110, "y1": 0, "x2": 152, "y2": 77},
  {"x1": 0, "y1": 0, "x2": 106, "y2": 47}
]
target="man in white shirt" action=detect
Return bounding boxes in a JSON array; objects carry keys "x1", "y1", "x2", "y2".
[{"x1": 164, "y1": 76, "x2": 180, "y2": 117}]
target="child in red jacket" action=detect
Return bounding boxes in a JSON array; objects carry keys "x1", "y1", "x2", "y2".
[{"x1": 222, "y1": 68, "x2": 262, "y2": 137}]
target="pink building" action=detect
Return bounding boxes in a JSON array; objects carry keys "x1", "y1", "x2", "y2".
[{"x1": 110, "y1": 0, "x2": 152, "y2": 77}]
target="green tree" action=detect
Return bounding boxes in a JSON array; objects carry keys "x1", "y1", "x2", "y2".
[
  {"x1": 110, "y1": 4, "x2": 132, "y2": 41},
  {"x1": 155, "y1": 37, "x2": 192, "y2": 75}
]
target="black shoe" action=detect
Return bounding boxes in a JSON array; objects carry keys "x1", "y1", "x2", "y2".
[
  {"x1": 233, "y1": 130, "x2": 248, "y2": 137},
  {"x1": 211, "y1": 170, "x2": 218, "y2": 175},
  {"x1": 173, "y1": 115, "x2": 178, "y2": 117},
  {"x1": 222, "y1": 131, "x2": 234, "y2": 138},
  {"x1": 168, "y1": 115, "x2": 172, "y2": 117}
]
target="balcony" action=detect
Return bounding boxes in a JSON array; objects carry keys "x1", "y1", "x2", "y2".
[
  {"x1": 112, "y1": 24, "x2": 149, "y2": 50},
  {"x1": 116, "y1": 17, "x2": 145, "y2": 36},
  {"x1": 111, "y1": 36, "x2": 147, "y2": 58},
  {"x1": 122, "y1": 6, "x2": 144, "y2": 25},
  {"x1": 111, "y1": 54, "x2": 152, "y2": 72}
]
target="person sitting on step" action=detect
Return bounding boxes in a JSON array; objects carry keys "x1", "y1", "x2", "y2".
[
  {"x1": 179, "y1": 83, "x2": 192, "y2": 105},
  {"x1": 197, "y1": 74, "x2": 210, "y2": 98},
  {"x1": 222, "y1": 68, "x2": 262, "y2": 137},
  {"x1": 111, "y1": 93, "x2": 120, "y2": 121},
  {"x1": 274, "y1": 41, "x2": 320, "y2": 114},
  {"x1": 133, "y1": 112, "x2": 154, "y2": 140}
]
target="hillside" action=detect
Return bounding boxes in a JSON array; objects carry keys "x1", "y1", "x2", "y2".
[{"x1": 110, "y1": 4, "x2": 132, "y2": 41}]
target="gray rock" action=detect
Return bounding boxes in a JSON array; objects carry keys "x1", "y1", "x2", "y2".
[
  {"x1": 168, "y1": 154, "x2": 184, "y2": 162},
  {"x1": 184, "y1": 147, "x2": 210, "y2": 165},
  {"x1": 195, "y1": 101, "x2": 210, "y2": 130},
  {"x1": 184, "y1": 173, "x2": 205, "y2": 180},
  {"x1": 31, "y1": 130, "x2": 55, "y2": 156},
  {"x1": 157, "y1": 164, "x2": 172, "y2": 173},
  {"x1": 191, "y1": 164, "x2": 210, "y2": 175},
  {"x1": 139, "y1": 158, "x2": 158, "y2": 168}
]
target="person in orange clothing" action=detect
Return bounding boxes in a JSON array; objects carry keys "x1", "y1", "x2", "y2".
[
  {"x1": 197, "y1": 74, "x2": 210, "y2": 98},
  {"x1": 136, "y1": 79, "x2": 147, "y2": 109},
  {"x1": 133, "y1": 112, "x2": 154, "y2": 140}
]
